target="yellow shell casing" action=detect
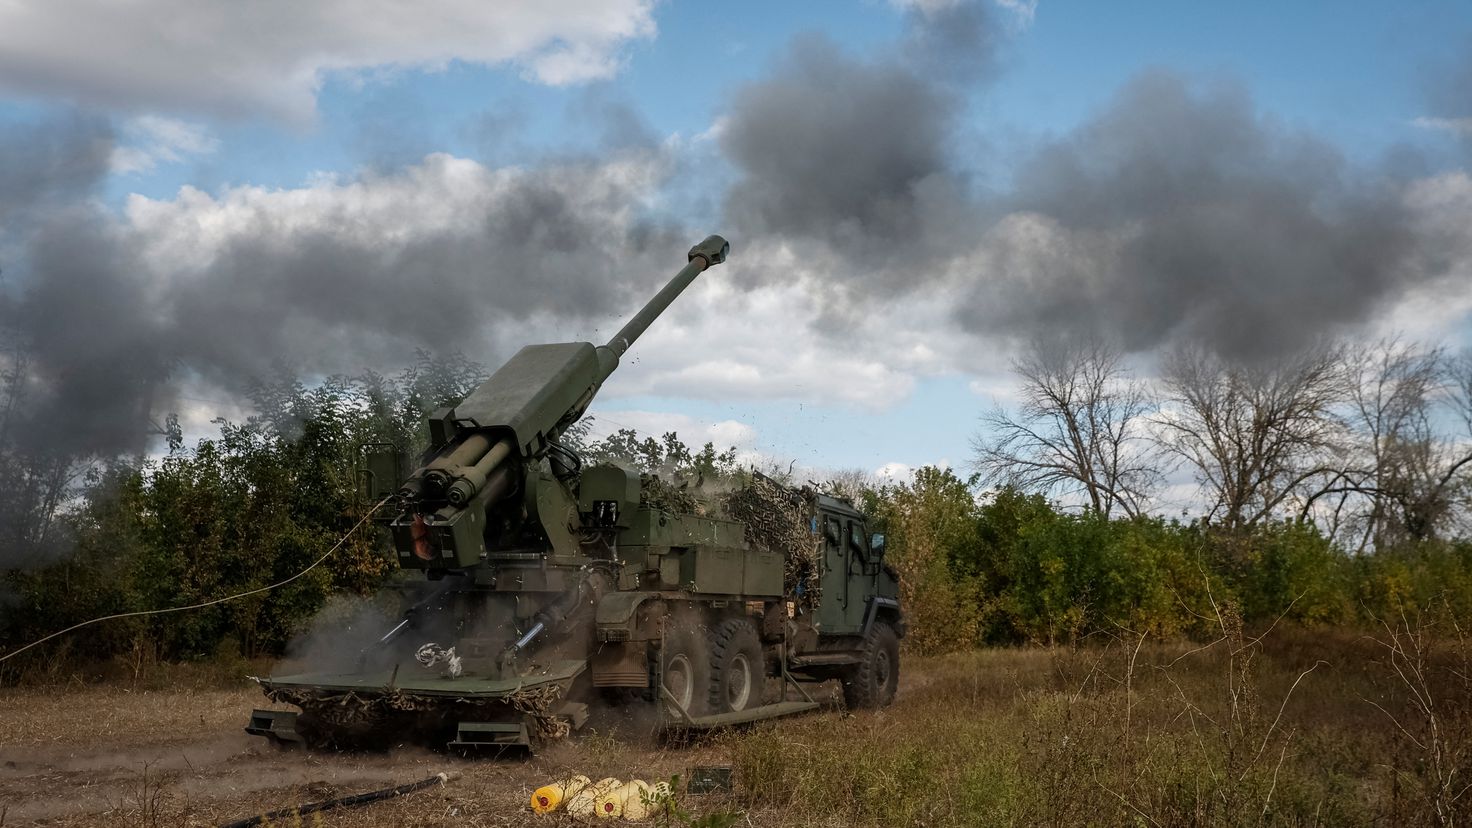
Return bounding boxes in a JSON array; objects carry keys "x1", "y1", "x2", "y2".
[
  {"x1": 619, "y1": 780, "x2": 655, "y2": 821},
  {"x1": 567, "y1": 777, "x2": 621, "y2": 818}
]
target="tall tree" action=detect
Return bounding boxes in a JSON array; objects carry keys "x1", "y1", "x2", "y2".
[
  {"x1": 1157, "y1": 343, "x2": 1346, "y2": 532},
  {"x1": 1341, "y1": 341, "x2": 1459, "y2": 547},
  {"x1": 972, "y1": 336, "x2": 1156, "y2": 518}
]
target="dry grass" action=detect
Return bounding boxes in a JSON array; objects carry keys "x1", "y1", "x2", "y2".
[
  {"x1": 3, "y1": 626, "x2": 1469, "y2": 826},
  {"x1": 730, "y1": 624, "x2": 1471, "y2": 827},
  {"x1": 1, "y1": 686, "x2": 263, "y2": 747}
]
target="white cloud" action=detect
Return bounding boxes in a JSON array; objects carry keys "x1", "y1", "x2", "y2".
[
  {"x1": 1371, "y1": 171, "x2": 1472, "y2": 347},
  {"x1": 694, "y1": 116, "x2": 730, "y2": 144},
  {"x1": 101, "y1": 147, "x2": 688, "y2": 409},
  {"x1": 890, "y1": 0, "x2": 1036, "y2": 27},
  {"x1": 968, "y1": 370, "x2": 1028, "y2": 405},
  {"x1": 0, "y1": 0, "x2": 656, "y2": 122},
  {"x1": 587, "y1": 411, "x2": 755, "y2": 447},
  {"x1": 994, "y1": 0, "x2": 1039, "y2": 27},
  {"x1": 1412, "y1": 116, "x2": 1472, "y2": 137},
  {"x1": 590, "y1": 234, "x2": 989, "y2": 411},
  {"x1": 601, "y1": 275, "x2": 926, "y2": 409},
  {"x1": 584, "y1": 410, "x2": 763, "y2": 466},
  {"x1": 874, "y1": 462, "x2": 914, "y2": 482},
  {"x1": 108, "y1": 147, "x2": 976, "y2": 424},
  {"x1": 169, "y1": 386, "x2": 250, "y2": 448},
  {"x1": 110, "y1": 116, "x2": 219, "y2": 175}
]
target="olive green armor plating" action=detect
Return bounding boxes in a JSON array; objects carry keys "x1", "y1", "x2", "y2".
[{"x1": 248, "y1": 236, "x2": 904, "y2": 752}]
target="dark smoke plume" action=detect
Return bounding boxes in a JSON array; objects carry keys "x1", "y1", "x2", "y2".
[
  {"x1": 901, "y1": 0, "x2": 1004, "y2": 87},
  {"x1": 0, "y1": 113, "x2": 113, "y2": 227},
  {"x1": 719, "y1": 6, "x2": 994, "y2": 283},
  {"x1": 969, "y1": 71, "x2": 1423, "y2": 359},
  {"x1": 0, "y1": 111, "x2": 684, "y2": 471},
  {"x1": 721, "y1": 36, "x2": 953, "y2": 256},
  {"x1": 720, "y1": 8, "x2": 1440, "y2": 361}
]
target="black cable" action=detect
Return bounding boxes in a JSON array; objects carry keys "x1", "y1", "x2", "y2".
[
  {"x1": 1, "y1": 497, "x2": 391, "y2": 664},
  {"x1": 546, "y1": 440, "x2": 583, "y2": 477},
  {"x1": 217, "y1": 771, "x2": 458, "y2": 828}
]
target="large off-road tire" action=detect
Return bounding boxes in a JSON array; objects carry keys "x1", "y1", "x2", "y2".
[
  {"x1": 708, "y1": 617, "x2": 763, "y2": 714},
  {"x1": 842, "y1": 622, "x2": 899, "y2": 709},
  {"x1": 661, "y1": 624, "x2": 711, "y2": 718}
]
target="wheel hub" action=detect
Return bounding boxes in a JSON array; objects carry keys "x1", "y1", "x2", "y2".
[
  {"x1": 725, "y1": 653, "x2": 752, "y2": 710},
  {"x1": 875, "y1": 650, "x2": 891, "y2": 690},
  {"x1": 667, "y1": 654, "x2": 694, "y2": 710}
]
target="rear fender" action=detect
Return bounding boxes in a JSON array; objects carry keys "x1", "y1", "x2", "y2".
[{"x1": 594, "y1": 590, "x2": 663, "y2": 642}]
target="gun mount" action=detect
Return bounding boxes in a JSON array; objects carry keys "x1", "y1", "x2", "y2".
[{"x1": 381, "y1": 235, "x2": 729, "y2": 570}]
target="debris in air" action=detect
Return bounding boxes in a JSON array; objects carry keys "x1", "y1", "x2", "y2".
[{"x1": 415, "y1": 642, "x2": 463, "y2": 678}]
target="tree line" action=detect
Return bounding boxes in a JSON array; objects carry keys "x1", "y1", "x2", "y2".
[
  {"x1": 2, "y1": 337, "x2": 1471, "y2": 676},
  {"x1": 971, "y1": 336, "x2": 1472, "y2": 548},
  {"x1": 884, "y1": 335, "x2": 1472, "y2": 652}
]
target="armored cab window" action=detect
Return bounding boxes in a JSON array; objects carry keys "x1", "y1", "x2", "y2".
[
  {"x1": 848, "y1": 521, "x2": 869, "y2": 560},
  {"x1": 823, "y1": 516, "x2": 841, "y2": 546}
]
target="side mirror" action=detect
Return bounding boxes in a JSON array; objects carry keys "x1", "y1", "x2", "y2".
[{"x1": 870, "y1": 533, "x2": 886, "y2": 558}]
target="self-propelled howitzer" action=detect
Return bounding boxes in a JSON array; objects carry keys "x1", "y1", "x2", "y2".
[{"x1": 248, "y1": 235, "x2": 904, "y2": 753}]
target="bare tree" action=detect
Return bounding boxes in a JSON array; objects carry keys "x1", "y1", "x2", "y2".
[
  {"x1": 1156, "y1": 343, "x2": 1346, "y2": 532},
  {"x1": 820, "y1": 467, "x2": 879, "y2": 501},
  {"x1": 1389, "y1": 348, "x2": 1472, "y2": 541},
  {"x1": 1295, "y1": 341, "x2": 1472, "y2": 550},
  {"x1": 971, "y1": 336, "x2": 1157, "y2": 518}
]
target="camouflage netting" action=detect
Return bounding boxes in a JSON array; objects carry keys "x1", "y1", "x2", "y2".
[
  {"x1": 261, "y1": 686, "x2": 431, "y2": 730},
  {"x1": 507, "y1": 682, "x2": 572, "y2": 739},
  {"x1": 719, "y1": 477, "x2": 821, "y2": 608},
  {"x1": 639, "y1": 474, "x2": 701, "y2": 514},
  {"x1": 638, "y1": 473, "x2": 821, "y2": 608},
  {"x1": 261, "y1": 682, "x2": 573, "y2": 741}
]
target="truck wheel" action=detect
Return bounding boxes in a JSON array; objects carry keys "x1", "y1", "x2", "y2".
[
  {"x1": 708, "y1": 618, "x2": 763, "y2": 713},
  {"x1": 842, "y1": 622, "x2": 899, "y2": 709},
  {"x1": 661, "y1": 625, "x2": 711, "y2": 718}
]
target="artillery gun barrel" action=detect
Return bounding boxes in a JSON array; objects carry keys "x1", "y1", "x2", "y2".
[
  {"x1": 398, "y1": 235, "x2": 728, "y2": 513},
  {"x1": 413, "y1": 434, "x2": 494, "y2": 495},
  {"x1": 597, "y1": 235, "x2": 729, "y2": 381},
  {"x1": 444, "y1": 440, "x2": 513, "y2": 506},
  {"x1": 434, "y1": 434, "x2": 492, "y2": 473}
]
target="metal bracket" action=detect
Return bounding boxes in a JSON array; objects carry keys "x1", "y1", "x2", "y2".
[{"x1": 245, "y1": 709, "x2": 304, "y2": 747}]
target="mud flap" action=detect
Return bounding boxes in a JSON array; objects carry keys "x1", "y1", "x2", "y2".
[
  {"x1": 245, "y1": 709, "x2": 305, "y2": 747},
  {"x1": 448, "y1": 721, "x2": 532, "y2": 752}
]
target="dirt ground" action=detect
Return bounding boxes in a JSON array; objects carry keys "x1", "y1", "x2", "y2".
[{"x1": 0, "y1": 677, "x2": 851, "y2": 827}]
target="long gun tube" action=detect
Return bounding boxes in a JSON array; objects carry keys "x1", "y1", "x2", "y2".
[{"x1": 594, "y1": 234, "x2": 729, "y2": 383}]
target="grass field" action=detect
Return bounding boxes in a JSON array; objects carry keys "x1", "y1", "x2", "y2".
[{"x1": 2, "y1": 620, "x2": 1468, "y2": 827}]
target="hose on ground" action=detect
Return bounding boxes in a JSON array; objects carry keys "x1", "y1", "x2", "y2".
[{"x1": 217, "y1": 771, "x2": 459, "y2": 828}]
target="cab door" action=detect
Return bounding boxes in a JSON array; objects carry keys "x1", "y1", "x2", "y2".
[{"x1": 816, "y1": 510, "x2": 859, "y2": 633}]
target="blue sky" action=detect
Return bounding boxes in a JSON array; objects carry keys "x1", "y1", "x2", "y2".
[{"x1": 1, "y1": 0, "x2": 1470, "y2": 490}]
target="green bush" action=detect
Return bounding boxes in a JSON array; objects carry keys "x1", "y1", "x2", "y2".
[
  {"x1": 864, "y1": 470, "x2": 1472, "y2": 649},
  {"x1": 2, "y1": 356, "x2": 481, "y2": 673}
]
